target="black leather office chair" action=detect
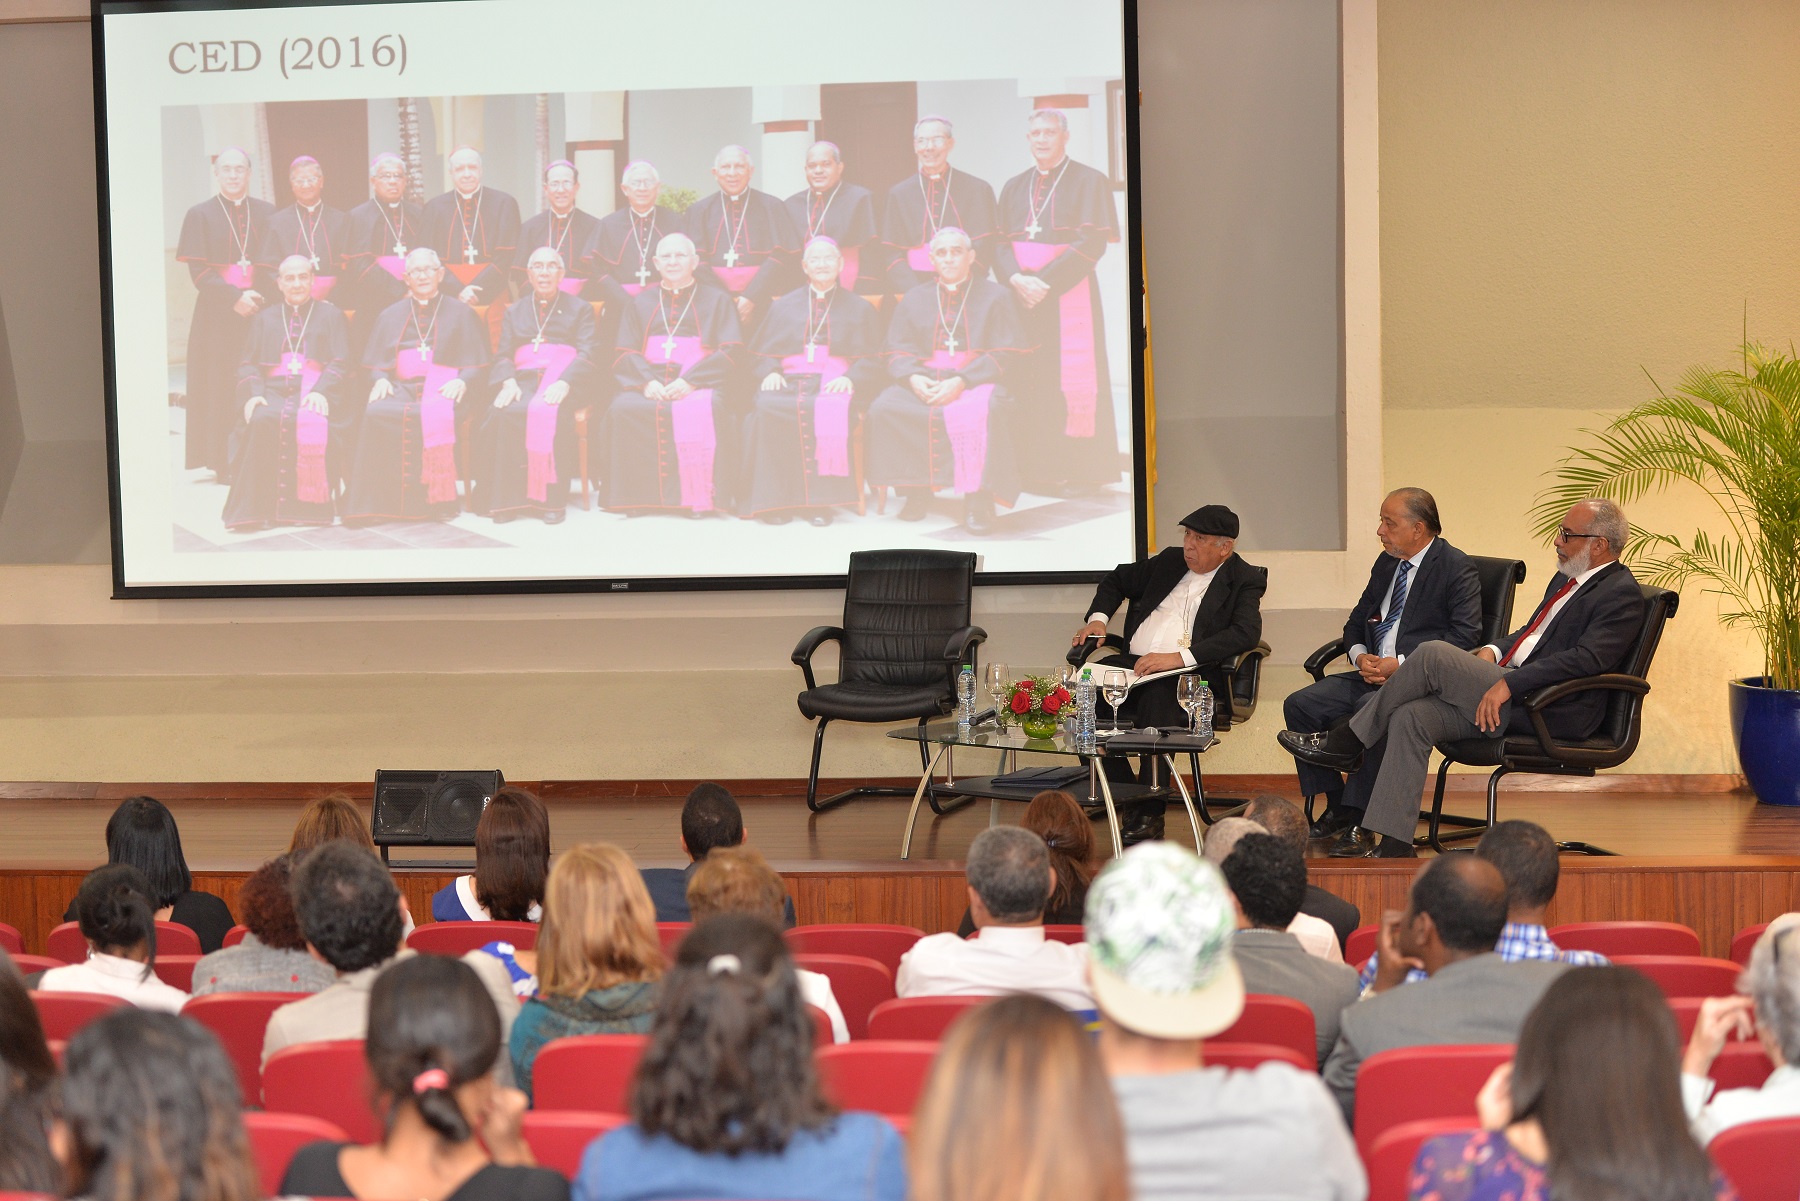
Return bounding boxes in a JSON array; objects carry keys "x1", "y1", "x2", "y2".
[
  {"x1": 1423, "y1": 584, "x2": 1679, "y2": 855},
  {"x1": 793, "y1": 550, "x2": 987, "y2": 813}
]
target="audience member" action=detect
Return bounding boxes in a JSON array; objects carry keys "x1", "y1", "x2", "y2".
[
  {"x1": 263, "y1": 842, "x2": 520, "y2": 1076},
  {"x1": 956, "y1": 790, "x2": 1096, "y2": 936},
  {"x1": 911, "y1": 993, "x2": 1129, "y2": 1201},
  {"x1": 39, "y1": 864, "x2": 189, "y2": 1012},
  {"x1": 687, "y1": 845, "x2": 849, "y2": 1042},
  {"x1": 1203, "y1": 816, "x2": 1343, "y2": 962},
  {"x1": 1241, "y1": 794, "x2": 1360, "y2": 949},
  {"x1": 1682, "y1": 913, "x2": 1800, "y2": 1143},
  {"x1": 56, "y1": 1007, "x2": 260, "y2": 1201},
  {"x1": 1353, "y1": 820, "x2": 1608, "y2": 989},
  {"x1": 640, "y1": 783, "x2": 795, "y2": 925},
  {"x1": 0, "y1": 951, "x2": 57, "y2": 1193},
  {"x1": 1086, "y1": 843, "x2": 1365, "y2": 1201},
  {"x1": 432, "y1": 786, "x2": 551, "y2": 922},
  {"x1": 1220, "y1": 832, "x2": 1360, "y2": 1066},
  {"x1": 289, "y1": 792, "x2": 377, "y2": 853},
  {"x1": 510, "y1": 842, "x2": 663, "y2": 1100},
  {"x1": 64, "y1": 795, "x2": 234, "y2": 952},
  {"x1": 898, "y1": 826, "x2": 1094, "y2": 1012},
  {"x1": 282, "y1": 955, "x2": 568, "y2": 1201},
  {"x1": 1411, "y1": 967, "x2": 1730, "y2": 1201},
  {"x1": 1324, "y1": 856, "x2": 1566, "y2": 1120},
  {"x1": 190, "y1": 853, "x2": 335, "y2": 995},
  {"x1": 574, "y1": 913, "x2": 906, "y2": 1201}
]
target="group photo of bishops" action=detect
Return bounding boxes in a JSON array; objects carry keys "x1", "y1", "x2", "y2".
[{"x1": 159, "y1": 80, "x2": 1131, "y2": 559}]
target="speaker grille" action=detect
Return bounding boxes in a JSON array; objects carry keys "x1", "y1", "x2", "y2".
[
  {"x1": 372, "y1": 769, "x2": 504, "y2": 847},
  {"x1": 433, "y1": 778, "x2": 489, "y2": 842},
  {"x1": 372, "y1": 776, "x2": 433, "y2": 838}
]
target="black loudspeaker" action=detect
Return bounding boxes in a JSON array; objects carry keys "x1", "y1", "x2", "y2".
[{"x1": 372, "y1": 769, "x2": 504, "y2": 859}]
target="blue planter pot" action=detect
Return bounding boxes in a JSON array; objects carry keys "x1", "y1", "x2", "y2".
[{"x1": 1729, "y1": 677, "x2": 1800, "y2": 806}]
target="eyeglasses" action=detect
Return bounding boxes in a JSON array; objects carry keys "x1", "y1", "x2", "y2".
[{"x1": 1556, "y1": 528, "x2": 1604, "y2": 542}]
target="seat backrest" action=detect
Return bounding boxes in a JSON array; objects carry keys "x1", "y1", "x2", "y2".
[
  {"x1": 1709, "y1": 1116, "x2": 1800, "y2": 1201},
  {"x1": 1547, "y1": 921, "x2": 1701, "y2": 958},
  {"x1": 1667, "y1": 996, "x2": 1704, "y2": 1043},
  {"x1": 1042, "y1": 925, "x2": 1085, "y2": 945},
  {"x1": 656, "y1": 922, "x2": 691, "y2": 961},
  {"x1": 0, "y1": 923, "x2": 21, "y2": 955},
  {"x1": 521, "y1": 1111, "x2": 629, "y2": 1178},
  {"x1": 182, "y1": 991, "x2": 310, "y2": 1104},
  {"x1": 152, "y1": 954, "x2": 199, "y2": 992},
  {"x1": 46, "y1": 919, "x2": 200, "y2": 962},
  {"x1": 789, "y1": 952, "x2": 896, "y2": 1040},
  {"x1": 1346, "y1": 924, "x2": 1379, "y2": 966},
  {"x1": 1366, "y1": 1118, "x2": 1481, "y2": 1201},
  {"x1": 837, "y1": 549, "x2": 977, "y2": 695},
  {"x1": 1732, "y1": 922, "x2": 1770, "y2": 966},
  {"x1": 1612, "y1": 955, "x2": 1741, "y2": 999},
  {"x1": 532, "y1": 1033, "x2": 650, "y2": 1114},
  {"x1": 1209, "y1": 994, "x2": 1317, "y2": 1066},
  {"x1": 1469, "y1": 556, "x2": 1528, "y2": 646},
  {"x1": 11, "y1": 955, "x2": 60, "y2": 976},
  {"x1": 1354, "y1": 1043, "x2": 1513, "y2": 1156},
  {"x1": 815, "y1": 1041, "x2": 937, "y2": 1116},
  {"x1": 786, "y1": 924, "x2": 926, "y2": 979},
  {"x1": 30, "y1": 990, "x2": 128, "y2": 1040},
  {"x1": 243, "y1": 1111, "x2": 350, "y2": 1198},
  {"x1": 1200, "y1": 1042, "x2": 1314, "y2": 1073},
  {"x1": 407, "y1": 920, "x2": 539, "y2": 957},
  {"x1": 1710, "y1": 1041, "x2": 1776, "y2": 1092},
  {"x1": 866, "y1": 996, "x2": 987, "y2": 1041},
  {"x1": 154, "y1": 921, "x2": 203, "y2": 956},
  {"x1": 1595, "y1": 585, "x2": 1679, "y2": 752},
  {"x1": 223, "y1": 924, "x2": 249, "y2": 948},
  {"x1": 260, "y1": 1039, "x2": 380, "y2": 1143}
]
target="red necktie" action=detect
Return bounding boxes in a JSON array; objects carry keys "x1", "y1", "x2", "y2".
[{"x1": 1500, "y1": 577, "x2": 1577, "y2": 666}]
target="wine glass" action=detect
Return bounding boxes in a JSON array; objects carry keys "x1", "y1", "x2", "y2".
[
  {"x1": 1101, "y1": 668, "x2": 1129, "y2": 731},
  {"x1": 986, "y1": 663, "x2": 1010, "y2": 729},
  {"x1": 1059, "y1": 662, "x2": 1078, "y2": 691},
  {"x1": 1177, "y1": 674, "x2": 1206, "y2": 735}
]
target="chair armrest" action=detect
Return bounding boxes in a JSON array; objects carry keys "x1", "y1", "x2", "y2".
[
  {"x1": 1517, "y1": 674, "x2": 1651, "y2": 761},
  {"x1": 941, "y1": 625, "x2": 989, "y2": 663},
  {"x1": 1218, "y1": 641, "x2": 1271, "y2": 681},
  {"x1": 792, "y1": 625, "x2": 846, "y2": 693},
  {"x1": 1303, "y1": 639, "x2": 1348, "y2": 682}
]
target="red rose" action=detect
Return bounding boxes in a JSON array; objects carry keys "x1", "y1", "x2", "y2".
[
  {"x1": 1010, "y1": 692, "x2": 1032, "y2": 714},
  {"x1": 1048, "y1": 687, "x2": 1071, "y2": 711}
]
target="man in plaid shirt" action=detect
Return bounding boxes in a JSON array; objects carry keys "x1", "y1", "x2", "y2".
[{"x1": 1359, "y1": 820, "x2": 1607, "y2": 990}]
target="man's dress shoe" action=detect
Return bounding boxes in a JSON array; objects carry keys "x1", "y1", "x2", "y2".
[{"x1": 1279, "y1": 729, "x2": 1364, "y2": 773}]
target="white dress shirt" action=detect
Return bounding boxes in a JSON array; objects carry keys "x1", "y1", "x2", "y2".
[
  {"x1": 1091, "y1": 566, "x2": 1220, "y2": 669},
  {"x1": 1683, "y1": 1063, "x2": 1800, "y2": 1145},
  {"x1": 37, "y1": 951, "x2": 189, "y2": 1013},
  {"x1": 1484, "y1": 561, "x2": 1608, "y2": 664},
  {"x1": 1288, "y1": 912, "x2": 1347, "y2": 963},
  {"x1": 896, "y1": 925, "x2": 1094, "y2": 1011},
  {"x1": 797, "y1": 967, "x2": 851, "y2": 1044},
  {"x1": 1347, "y1": 540, "x2": 1434, "y2": 664}
]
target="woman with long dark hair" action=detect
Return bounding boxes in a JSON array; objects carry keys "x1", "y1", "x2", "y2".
[
  {"x1": 65, "y1": 796, "x2": 235, "y2": 952},
  {"x1": 573, "y1": 913, "x2": 906, "y2": 1201},
  {"x1": 957, "y1": 790, "x2": 1096, "y2": 936},
  {"x1": 1409, "y1": 966, "x2": 1731, "y2": 1201},
  {"x1": 281, "y1": 954, "x2": 566, "y2": 1201},
  {"x1": 0, "y1": 950, "x2": 57, "y2": 1193},
  {"x1": 39, "y1": 863, "x2": 188, "y2": 1011},
  {"x1": 432, "y1": 787, "x2": 551, "y2": 923}
]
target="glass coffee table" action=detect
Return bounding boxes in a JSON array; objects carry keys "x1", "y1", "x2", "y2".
[{"x1": 887, "y1": 719, "x2": 1216, "y2": 859}]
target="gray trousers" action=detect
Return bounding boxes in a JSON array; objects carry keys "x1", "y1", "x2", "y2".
[{"x1": 1347, "y1": 640, "x2": 1511, "y2": 841}]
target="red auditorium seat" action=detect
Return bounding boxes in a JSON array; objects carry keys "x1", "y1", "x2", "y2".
[
  {"x1": 806, "y1": 1004, "x2": 835, "y2": 1046},
  {"x1": 866, "y1": 996, "x2": 987, "y2": 1041},
  {"x1": 1353, "y1": 1044, "x2": 1512, "y2": 1156},
  {"x1": 1612, "y1": 955, "x2": 1743, "y2": 998},
  {"x1": 182, "y1": 992, "x2": 309, "y2": 1103},
  {"x1": 816, "y1": 1041, "x2": 936, "y2": 1119},
  {"x1": 261, "y1": 1039, "x2": 380, "y2": 1144},
  {"x1": 243, "y1": 1112, "x2": 349, "y2": 1197},
  {"x1": 46, "y1": 919, "x2": 201, "y2": 963},
  {"x1": 406, "y1": 920, "x2": 539, "y2": 957},
  {"x1": 1709, "y1": 1116, "x2": 1800, "y2": 1201},
  {"x1": 1547, "y1": 921, "x2": 1702, "y2": 957},
  {"x1": 786, "y1": 924, "x2": 925, "y2": 978},
  {"x1": 1210, "y1": 994, "x2": 1318, "y2": 1066},
  {"x1": 1668, "y1": 996, "x2": 1704, "y2": 1041},
  {"x1": 223, "y1": 924, "x2": 249, "y2": 948},
  {"x1": 1731, "y1": 923, "x2": 1770, "y2": 966},
  {"x1": 30, "y1": 990, "x2": 127, "y2": 1039},
  {"x1": 1201, "y1": 1042, "x2": 1315, "y2": 1072},
  {"x1": 790, "y1": 953, "x2": 895, "y2": 1040},
  {"x1": 1347, "y1": 924, "x2": 1379, "y2": 966},
  {"x1": 11, "y1": 955, "x2": 60, "y2": 976},
  {"x1": 521, "y1": 1111, "x2": 629, "y2": 1177},
  {"x1": 1366, "y1": 1118, "x2": 1480, "y2": 1201},
  {"x1": 0, "y1": 923, "x2": 21, "y2": 955},
  {"x1": 1042, "y1": 925, "x2": 1084, "y2": 945},
  {"x1": 153, "y1": 954, "x2": 199, "y2": 991},
  {"x1": 532, "y1": 1034, "x2": 649, "y2": 1114},
  {"x1": 656, "y1": 922, "x2": 691, "y2": 959},
  {"x1": 1709, "y1": 1041, "x2": 1775, "y2": 1091}
]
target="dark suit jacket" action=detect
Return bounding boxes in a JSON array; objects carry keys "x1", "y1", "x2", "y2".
[
  {"x1": 1087, "y1": 548, "x2": 1266, "y2": 668},
  {"x1": 1498, "y1": 560, "x2": 1643, "y2": 740},
  {"x1": 1343, "y1": 539, "x2": 1483, "y2": 658},
  {"x1": 641, "y1": 862, "x2": 795, "y2": 927}
]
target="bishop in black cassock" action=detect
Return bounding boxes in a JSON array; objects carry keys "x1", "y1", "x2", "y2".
[
  {"x1": 867, "y1": 229, "x2": 1026, "y2": 535},
  {"x1": 514, "y1": 160, "x2": 601, "y2": 300},
  {"x1": 994, "y1": 116, "x2": 1123, "y2": 492},
  {"x1": 259, "y1": 156, "x2": 351, "y2": 305},
  {"x1": 880, "y1": 118, "x2": 998, "y2": 293},
  {"x1": 740, "y1": 239, "x2": 886, "y2": 525},
  {"x1": 223, "y1": 256, "x2": 353, "y2": 531},
  {"x1": 785, "y1": 142, "x2": 879, "y2": 295},
  {"x1": 688, "y1": 146, "x2": 799, "y2": 327},
  {"x1": 346, "y1": 250, "x2": 490, "y2": 523},
  {"x1": 602, "y1": 234, "x2": 744, "y2": 516},
  {"x1": 474, "y1": 248, "x2": 599, "y2": 522},
  {"x1": 344, "y1": 153, "x2": 426, "y2": 357},
  {"x1": 176, "y1": 148, "x2": 277, "y2": 477},
  {"x1": 422, "y1": 147, "x2": 521, "y2": 309}
]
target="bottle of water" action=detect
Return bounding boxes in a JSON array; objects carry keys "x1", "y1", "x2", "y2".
[
  {"x1": 1195, "y1": 679, "x2": 1215, "y2": 741},
  {"x1": 1076, "y1": 667, "x2": 1097, "y2": 751},
  {"x1": 957, "y1": 664, "x2": 977, "y2": 729}
]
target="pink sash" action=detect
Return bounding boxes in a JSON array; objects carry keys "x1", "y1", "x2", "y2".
[
  {"x1": 713, "y1": 264, "x2": 757, "y2": 294},
  {"x1": 926, "y1": 350, "x2": 992, "y2": 494},
  {"x1": 514, "y1": 342, "x2": 578, "y2": 502},
  {"x1": 396, "y1": 347, "x2": 460, "y2": 504},
  {"x1": 220, "y1": 263, "x2": 254, "y2": 289},
  {"x1": 376, "y1": 255, "x2": 407, "y2": 282},
  {"x1": 446, "y1": 262, "x2": 484, "y2": 287},
  {"x1": 557, "y1": 277, "x2": 585, "y2": 296},
  {"x1": 266, "y1": 356, "x2": 330, "y2": 503},
  {"x1": 310, "y1": 276, "x2": 337, "y2": 301},
  {"x1": 1012, "y1": 241, "x2": 1098, "y2": 438},
  {"x1": 839, "y1": 246, "x2": 860, "y2": 290},
  {"x1": 780, "y1": 347, "x2": 851, "y2": 478},
  {"x1": 906, "y1": 245, "x2": 933, "y2": 273},
  {"x1": 645, "y1": 335, "x2": 716, "y2": 511},
  {"x1": 621, "y1": 282, "x2": 645, "y2": 297}
]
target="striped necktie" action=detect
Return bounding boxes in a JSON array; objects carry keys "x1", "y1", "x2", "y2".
[{"x1": 1371, "y1": 560, "x2": 1412, "y2": 648}]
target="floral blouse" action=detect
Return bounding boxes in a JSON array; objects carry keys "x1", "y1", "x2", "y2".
[{"x1": 1409, "y1": 1130, "x2": 1737, "y2": 1201}]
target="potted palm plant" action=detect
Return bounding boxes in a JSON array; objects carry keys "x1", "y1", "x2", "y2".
[{"x1": 1530, "y1": 342, "x2": 1800, "y2": 804}]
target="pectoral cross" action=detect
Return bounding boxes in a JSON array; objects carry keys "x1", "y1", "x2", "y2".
[
  {"x1": 418, "y1": 346, "x2": 432, "y2": 363},
  {"x1": 393, "y1": 240, "x2": 407, "y2": 256},
  {"x1": 805, "y1": 342, "x2": 816, "y2": 363},
  {"x1": 1025, "y1": 219, "x2": 1041, "y2": 237},
  {"x1": 944, "y1": 333, "x2": 959, "y2": 354},
  {"x1": 310, "y1": 254, "x2": 322, "y2": 270},
  {"x1": 285, "y1": 354, "x2": 303, "y2": 376},
  {"x1": 531, "y1": 333, "x2": 545, "y2": 351},
  {"x1": 635, "y1": 265, "x2": 652, "y2": 286},
  {"x1": 237, "y1": 257, "x2": 252, "y2": 275},
  {"x1": 721, "y1": 249, "x2": 739, "y2": 268},
  {"x1": 465, "y1": 243, "x2": 477, "y2": 264},
  {"x1": 662, "y1": 334, "x2": 678, "y2": 357}
]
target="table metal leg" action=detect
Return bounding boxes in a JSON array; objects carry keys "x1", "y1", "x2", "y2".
[
  {"x1": 901, "y1": 744, "x2": 951, "y2": 860},
  {"x1": 1092, "y1": 759, "x2": 1124, "y2": 858},
  {"x1": 1164, "y1": 753, "x2": 1203, "y2": 848}
]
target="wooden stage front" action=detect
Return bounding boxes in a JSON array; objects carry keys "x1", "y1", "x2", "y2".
[{"x1": 2, "y1": 777, "x2": 1798, "y2": 959}]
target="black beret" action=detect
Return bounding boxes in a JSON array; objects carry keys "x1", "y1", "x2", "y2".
[{"x1": 1179, "y1": 504, "x2": 1239, "y2": 539}]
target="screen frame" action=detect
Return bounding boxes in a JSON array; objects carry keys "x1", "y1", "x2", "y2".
[{"x1": 92, "y1": 0, "x2": 1149, "y2": 599}]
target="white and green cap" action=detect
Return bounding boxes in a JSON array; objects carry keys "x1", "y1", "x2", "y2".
[{"x1": 1083, "y1": 841, "x2": 1244, "y2": 1039}]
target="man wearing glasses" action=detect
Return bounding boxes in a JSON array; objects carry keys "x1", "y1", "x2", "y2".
[
  {"x1": 1280, "y1": 498, "x2": 1645, "y2": 857},
  {"x1": 879, "y1": 116, "x2": 999, "y2": 293}
]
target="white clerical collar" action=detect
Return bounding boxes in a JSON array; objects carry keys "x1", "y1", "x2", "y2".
[
  {"x1": 923, "y1": 171, "x2": 944, "y2": 182},
  {"x1": 940, "y1": 279, "x2": 963, "y2": 293},
  {"x1": 222, "y1": 194, "x2": 246, "y2": 207},
  {"x1": 550, "y1": 205, "x2": 576, "y2": 218},
  {"x1": 631, "y1": 206, "x2": 656, "y2": 218},
  {"x1": 536, "y1": 293, "x2": 557, "y2": 308},
  {"x1": 810, "y1": 285, "x2": 835, "y2": 300},
  {"x1": 413, "y1": 295, "x2": 437, "y2": 308},
  {"x1": 286, "y1": 301, "x2": 307, "y2": 317},
  {"x1": 384, "y1": 201, "x2": 401, "y2": 211},
  {"x1": 662, "y1": 281, "x2": 693, "y2": 296},
  {"x1": 724, "y1": 190, "x2": 745, "y2": 202},
  {"x1": 1037, "y1": 157, "x2": 1068, "y2": 175},
  {"x1": 456, "y1": 188, "x2": 482, "y2": 202},
  {"x1": 300, "y1": 201, "x2": 321, "y2": 214}
]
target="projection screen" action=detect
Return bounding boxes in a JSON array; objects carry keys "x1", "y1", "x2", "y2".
[{"x1": 94, "y1": 0, "x2": 1143, "y2": 596}]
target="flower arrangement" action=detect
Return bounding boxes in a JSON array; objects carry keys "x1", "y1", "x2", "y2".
[{"x1": 1008, "y1": 674, "x2": 1072, "y2": 739}]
